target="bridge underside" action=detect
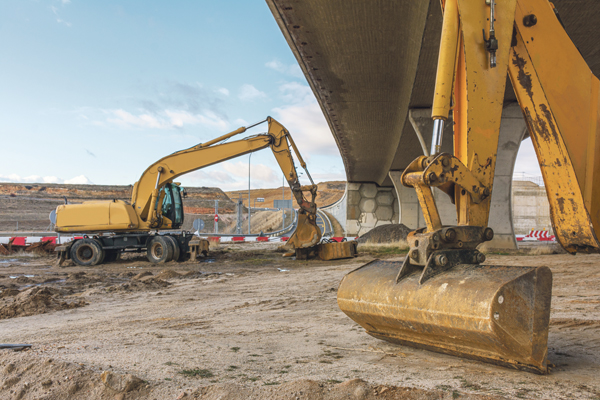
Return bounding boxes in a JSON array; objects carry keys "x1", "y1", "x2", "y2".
[
  {"x1": 267, "y1": 0, "x2": 600, "y2": 186},
  {"x1": 267, "y1": 0, "x2": 600, "y2": 246}
]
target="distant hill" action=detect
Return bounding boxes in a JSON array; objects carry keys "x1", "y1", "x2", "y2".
[
  {"x1": 0, "y1": 181, "x2": 347, "y2": 233},
  {"x1": 225, "y1": 181, "x2": 346, "y2": 209},
  {"x1": 0, "y1": 182, "x2": 237, "y2": 232}
]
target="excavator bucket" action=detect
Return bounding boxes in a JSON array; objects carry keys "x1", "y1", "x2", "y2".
[
  {"x1": 284, "y1": 213, "x2": 322, "y2": 250},
  {"x1": 337, "y1": 260, "x2": 553, "y2": 373}
]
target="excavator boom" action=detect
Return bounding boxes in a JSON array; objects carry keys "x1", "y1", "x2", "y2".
[{"x1": 339, "y1": 0, "x2": 599, "y2": 373}]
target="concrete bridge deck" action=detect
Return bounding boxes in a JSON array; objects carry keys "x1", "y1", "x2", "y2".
[{"x1": 267, "y1": 0, "x2": 600, "y2": 245}]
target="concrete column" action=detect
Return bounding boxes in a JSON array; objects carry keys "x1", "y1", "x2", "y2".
[
  {"x1": 345, "y1": 183, "x2": 399, "y2": 236},
  {"x1": 389, "y1": 108, "x2": 457, "y2": 230},
  {"x1": 388, "y1": 104, "x2": 526, "y2": 249},
  {"x1": 486, "y1": 103, "x2": 527, "y2": 249},
  {"x1": 389, "y1": 171, "x2": 457, "y2": 230}
]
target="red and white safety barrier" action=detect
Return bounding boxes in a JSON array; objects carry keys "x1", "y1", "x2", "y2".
[
  {"x1": 0, "y1": 235, "x2": 365, "y2": 246},
  {"x1": 199, "y1": 236, "x2": 290, "y2": 243},
  {"x1": 0, "y1": 236, "x2": 77, "y2": 246},
  {"x1": 516, "y1": 230, "x2": 556, "y2": 242},
  {"x1": 198, "y1": 236, "x2": 360, "y2": 244}
]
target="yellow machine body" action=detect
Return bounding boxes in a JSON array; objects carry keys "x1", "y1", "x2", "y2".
[
  {"x1": 339, "y1": 0, "x2": 599, "y2": 373},
  {"x1": 55, "y1": 200, "x2": 139, "y2": 233}
]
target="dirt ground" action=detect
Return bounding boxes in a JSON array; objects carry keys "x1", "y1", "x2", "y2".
[{"x1": 1, "y1": 243, "x2": 599, "y2": 400}]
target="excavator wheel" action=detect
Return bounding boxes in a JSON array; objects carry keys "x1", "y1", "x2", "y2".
[
  {"x1": 70, "y1": 238, "x2": 105, "y2": 266},
  {"x1": 164, "y1": 236, "x2": 181, "y2": 262},
  {"x1": 146, "y1": 236, "x2": 174, "y2": 263}
]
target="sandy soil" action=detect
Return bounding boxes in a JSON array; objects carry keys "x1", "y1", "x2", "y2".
[{"x1": 0, "y1": 243, "x2": 599, "y2": 399}]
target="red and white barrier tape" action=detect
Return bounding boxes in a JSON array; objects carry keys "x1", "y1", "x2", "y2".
[
  {"x1": 516, "y1": 230, "x2": 556, "y2": 242},
  {"x1": 0, "y1": 235, "x2": 360, "y2": 246},
  {"x1": 4, "y1": 232, "x2": 559, "y2": 246}
]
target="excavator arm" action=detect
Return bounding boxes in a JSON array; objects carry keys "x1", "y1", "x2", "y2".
[
  {"x1": 338, "y1": 0, "x2": 599, "y2": 373},
  {"x1": 130, "y1": 116, "x2": 321, "y2": 248}
]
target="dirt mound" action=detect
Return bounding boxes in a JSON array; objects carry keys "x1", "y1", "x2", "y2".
[
  {"x1": 66, "y1": 271, "x2": 105, "y2": 284},
  {"x1": 107, "y1": 277, "x2": 170, "y2": 292},
  {"x1": 0, "y1": 287, "x2": 87, "y2": 319},
  {"x1": 14, "y1": 276, "x2": 34, "y2": 284},
  {"x1": 0, "y1": 352, "x2": 150, "y2": 400},
  {"x1": 133, "y1": 271, "x2": 153, "y2": 280},
  {"x1": 156, "y1": 269, "x2": 182, "y2": 280},
  {"x1": 357, "y1": 224, "x2": 412, "y2": 244},
  {"x1": 190, "y1": 378, "x2": 502, "y2": 399},
  {"x1": 0, "y1": 288, "x2": 20, "y2": 298}
]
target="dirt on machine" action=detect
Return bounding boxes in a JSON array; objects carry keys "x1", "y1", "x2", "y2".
[
  {"x1": 53, "y1": 117, "x2": 357, "y2": 267},
  {"x1": 338, "y1": 0, "x2": 600, "y2": 374}
]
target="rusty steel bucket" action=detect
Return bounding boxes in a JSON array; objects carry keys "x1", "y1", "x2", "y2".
[
  {"x1": 337, "y1": 260, "x2": 552, "y2": 373},
  {"x1": 285, "y1": 213, "x2": 322, "y2": 250}
]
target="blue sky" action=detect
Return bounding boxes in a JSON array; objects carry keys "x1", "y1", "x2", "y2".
[{"x1": 0, "y1": 0, "x2": 540, "y2": 190}]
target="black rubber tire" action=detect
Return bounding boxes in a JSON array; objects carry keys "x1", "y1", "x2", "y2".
[
  {"x1": 103, "y1": 250, "x2": 120, "y2": 263},
  {"x1": 146, "y1": 236, "x2": 174, "y2": 263},
  {"x1": 164, "y1": 236, "x2": 181, "y2": 262},
  {"x1": 70, "y1": 238, "x2": 105, "y2": 266}
]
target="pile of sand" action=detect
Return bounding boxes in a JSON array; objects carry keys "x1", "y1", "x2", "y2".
[
  {"x1": 0, "y1": 287, "x2": 87, "y2": 320},
  {"x1": 189, "y1": 379, "x2": 501, "y2": 400},
  {"x1": 0, "y1": 353, "x2": 150, "y2": 400},
  {"x1": 0, "y1": 354, "x2": 501, "y2": 400},
  {"x1": 156, "y1": 269, "x2": 182, "y2": 280},
  {"x1": 357, "y1": 224, "x2": 412, "y2": 244},
  {"x1": 106, "y1": 277, "x2": 170, "y2": 293}
]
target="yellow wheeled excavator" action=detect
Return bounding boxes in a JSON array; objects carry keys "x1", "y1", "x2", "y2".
[
  {"x1": 54, "y1": 117, "x2": 353, "y2": 266},
  {"x1": 338, "y1": 0, "x2": 600, "y2": 373}
]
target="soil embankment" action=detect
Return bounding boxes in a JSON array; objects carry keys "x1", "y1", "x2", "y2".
[
  {"x1": 1, "y1": 245, "x2": 599, "y2": 399},
  {"x1": 226, "y1": 181, "x2": 346, "y2": 209},
  {"x1": 0, "y1": 181, "x2": 346, "y2": 234},
  {"x1": 0, "y1": 183, "x2": 237, "y2": 233}
]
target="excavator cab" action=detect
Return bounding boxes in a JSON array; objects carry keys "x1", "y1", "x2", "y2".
[{"x1": 159, "y1": 183, "x2": 184, "y2": 229}]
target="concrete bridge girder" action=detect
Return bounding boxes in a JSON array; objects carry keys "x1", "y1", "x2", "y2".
[{"x1": 346, "y1": 104, "x2": 526, "y2": 249}]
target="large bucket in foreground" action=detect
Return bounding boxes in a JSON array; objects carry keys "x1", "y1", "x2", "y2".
[{"x1": 337, "y1": 260, "x2": 552, "y2": 373}]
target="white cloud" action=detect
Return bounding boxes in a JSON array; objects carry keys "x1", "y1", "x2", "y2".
[
  {"x1": 0, "y1": 174, "x2": 93, "y2": 185},
  {"x1": 278, "y1": 81, "x2": 313, "y2": 104},
  {"x1": 513, "y1": 137, "x2": 543, "y2": 179},
  {"x1": 222, "y1": 161, "x2": 278, "y2": 183},
  {"x1": 51, "y1": 5, "x2": 72, "y2": 27},
  {"x1": 217, "y1": 88, "x2": 230, "y2": 96},
  {"x1": 265, "y1": 60, "x2": 303, "y2": 78},
  {"x1": 238, "y1": 84, "x2": 266, "y2": 101},
  {"x1": 61, "y1": 0, "x2": 71, "y2": 4},
  {"x1": 107, "y1": 109, "x2": 169, "y2": 129},
  {"x1": 105, "y1": 108, "x2": 228, "y2": 130},
  {"x1": 272, "y1": 102, "x2": 337, "y2": 156},
  {"x1": 165, "y1": 110, "x2": 228, "y2": 130},
  {"x1": 64, "y1": 175, "x2": 93, "y2": 184}
]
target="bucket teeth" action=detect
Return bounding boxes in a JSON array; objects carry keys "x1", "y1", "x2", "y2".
[{"x1": 338, "y1": 260, "x2": 552, "y2": 374}]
